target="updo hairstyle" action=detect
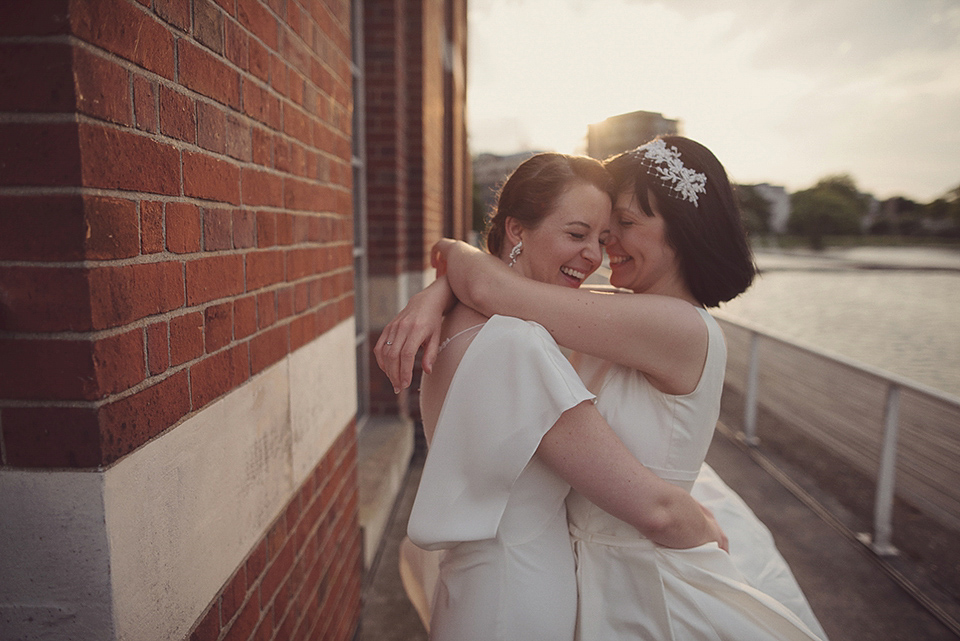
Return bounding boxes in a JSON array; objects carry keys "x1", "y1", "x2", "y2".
[
  {"x1": 604, "y1": 136, "x2": 756, "y2": 307},
  {"x1": 484, "y1": 153, "x2": 613, "y2": 258}
]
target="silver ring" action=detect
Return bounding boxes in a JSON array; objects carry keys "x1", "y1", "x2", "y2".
[{"x1": 386, "y1": 341, "x2": 393, "y2": 345}]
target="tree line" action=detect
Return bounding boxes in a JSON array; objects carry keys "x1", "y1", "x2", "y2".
[{"x1": 738, "y1": 175, "x2": 960, "y2": 250}]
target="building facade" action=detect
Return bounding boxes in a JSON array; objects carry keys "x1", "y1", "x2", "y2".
[
  {"x1": 751, "y1": 183, "x2": 792, "y2": 234},
  {"x1": 586, "y1": 109, "x2": 679, "y2": 160},
  {"x1": 0, "y1": 0, "x2": 468, "y2": 639},
  {"x1": 471, "y1": 150, "x2": 539, "y2": 240}
]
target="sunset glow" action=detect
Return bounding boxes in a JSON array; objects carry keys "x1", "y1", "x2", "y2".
[{"x1": 468, "y1": 0, "x2": 960, "y2": 201}]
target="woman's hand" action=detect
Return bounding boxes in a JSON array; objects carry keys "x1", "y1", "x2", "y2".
[
  {"x1": 375, "y1": 277, "x2": 454, "y2": 393},
  {"x1": 430, "y1": 238, "x2": 458, "y2": 276},
  {"x1": 376, "y1": 238, "x2": 480, "y2": 393},
  {"x1": 431, "y1": 238, "x2": 513, "y2": 318},
  {"x1": 701, "y1": 504, "x2": 729, "y2": 553}
]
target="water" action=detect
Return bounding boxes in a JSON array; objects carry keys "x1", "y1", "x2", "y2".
[{"x1": 716, "y1": 247, "x2": 960, "y2": 398}]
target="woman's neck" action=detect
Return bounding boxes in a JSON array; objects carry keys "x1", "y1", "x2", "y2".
[{"x1": 632, "y1": 276, "x2": 699, "y2": 307}]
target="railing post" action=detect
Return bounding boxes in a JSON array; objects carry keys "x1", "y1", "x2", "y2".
[
  {"x1": 742, "y1": 332, "x2": 760, "y2": 446},
  {"x1": 871, "y1": 383, "x2": 901, "y2": 555}
]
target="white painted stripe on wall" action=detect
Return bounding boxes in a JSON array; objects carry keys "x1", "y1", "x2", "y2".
[
  {"x1": 291, "y1": 319, "x2": 359, "y2": 485},
  {"x1": 0, "y1": 318, "x2": 358, "y2": 641},
  {"x1": 106, "y1": 360, "x2": 294, "y2": 640}
]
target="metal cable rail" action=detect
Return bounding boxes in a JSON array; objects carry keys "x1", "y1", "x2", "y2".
[{"x1": 714, "y1": 312, "x2": 960, "y2": 552}]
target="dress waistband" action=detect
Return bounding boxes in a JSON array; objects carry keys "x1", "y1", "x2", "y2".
[{"x1": 568, "y1": 524, "x2": 658, "y2": 550}]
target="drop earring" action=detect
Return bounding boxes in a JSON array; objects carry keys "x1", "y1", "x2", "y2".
[{"x1": 507, "y1": 241, "x2": 523, "y2": 267}]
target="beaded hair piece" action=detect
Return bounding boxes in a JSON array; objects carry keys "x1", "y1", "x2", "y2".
[{"x1": 629, "y1": 139, "x2": 707, "y2": 206}]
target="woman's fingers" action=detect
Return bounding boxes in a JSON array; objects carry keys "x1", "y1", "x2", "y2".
[
  {"x1": 374, "y1": 270, "x2": 451, "y2": 392},
  {"x1": 420, "y1": 331, "x2": 442, "y2": 375},
  {"x1": 389, "y1": 327, "x2": 414, "y2": 393},
  {"x1": 398, "y1": 339, "x2": 419, "y2": 391},
  {"x1": 375, "y1": 318, "x2": 434, "y2": 393},
  {"x1": 374, "y1": 329, "x2": 400, "y2": 392},
  {"x1": 399, "y1": 321, "x2": 442, "y2": 388},
  {"x1": 700, "y1": 505, "x2": 729, "y2": 552},
  {"x1": 373, "y1": 330, "x2": 388, "y2": 372},
  {"x1": 376, "y1": 315, "x2": 411, "y2": 390}
]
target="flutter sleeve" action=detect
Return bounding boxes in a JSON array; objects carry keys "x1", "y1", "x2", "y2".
[{"x1": 408, "y1": 314, "x2": 594, "y2": 550}]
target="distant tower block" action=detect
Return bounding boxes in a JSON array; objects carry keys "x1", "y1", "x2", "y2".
[{"x1": 587, "y1": 110, "x2": 680, "y2": 160}]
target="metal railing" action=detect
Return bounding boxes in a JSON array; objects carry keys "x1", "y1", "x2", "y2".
[{"x1": 714, "y1": 312, "x2": 960, "y2": 555}]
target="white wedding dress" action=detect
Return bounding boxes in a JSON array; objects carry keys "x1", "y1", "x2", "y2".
[
  {"x1": 569, "y1": 307, "x2": 828, "y2": 640},
  {"x1": 406, "y1": 315, "x2": 594, "y2": 641},
  {"x1": 402, "y1": 311, "x2": 829, "y2": 641}
]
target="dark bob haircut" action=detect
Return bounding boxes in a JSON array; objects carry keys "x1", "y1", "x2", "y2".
[
  {"x1": 604, "y1": 136, "x2": 756, "y2": 307},
  {"x1": 485, "y1": 152, "x2": 613, "y2": 257}
]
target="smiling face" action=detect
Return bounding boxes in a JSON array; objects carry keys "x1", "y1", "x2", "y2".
[
  {"x1": 506, "y1": 181, "x2": 611, "y2": 289},
  {"x1": 606, "y1": 189, "x2": 690, "y2": 299}
]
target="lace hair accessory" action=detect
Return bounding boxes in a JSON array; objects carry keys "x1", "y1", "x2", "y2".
[{"x1": 629, "y1": 139, "x2": 707, "y2": 206}]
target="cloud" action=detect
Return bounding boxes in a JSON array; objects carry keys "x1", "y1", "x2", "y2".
[{"x1": 467, "y1": 0, "x2": 960, "y2": 200}]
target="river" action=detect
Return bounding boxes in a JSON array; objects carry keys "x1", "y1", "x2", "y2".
[{"x1": 715, "y1": 246, "x2": 960, "y2": 398}]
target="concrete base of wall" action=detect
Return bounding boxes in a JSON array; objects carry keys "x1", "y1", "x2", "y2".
[
  {"x1": 0, "y1": 321, "x2": 361, "y2": 641},
  {"x1": 357, "y1": 415, "x2": 415, "y2": 568}
]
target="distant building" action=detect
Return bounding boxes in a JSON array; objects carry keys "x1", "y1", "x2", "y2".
[
  {"x1": 587, "y1": 110, "x2": 680, "y2": 160},
  {"x1": 864, "y1": 196, "x2": 898, "y2": 233},
  {"x1": 751, "y1": 183, "x2": 792, "y2": 234},
  {"x1": 473, "y1": 151, "x2": 543, "y2": 230}
]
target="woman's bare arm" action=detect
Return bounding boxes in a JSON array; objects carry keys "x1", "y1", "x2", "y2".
[
  {"x1": 435, "y1": 239, "x2": 707, "y2": 395},
  {"x1": 538, "y1": 400, "x2": 727, "y2": 550}
]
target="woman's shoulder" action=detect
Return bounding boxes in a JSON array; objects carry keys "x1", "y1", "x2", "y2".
[
  {"x1": 443, "y1": 303, "x2": 487, "y2": 333},
  {"x1": 485, "y1": 314, "x2": 555, "y2": 342},
  {"x1": 692, "y1": 306, "x2": 724, "y2": 341},
  {"x1": 438, "y1": 309, "x2": 553, "y2": 351}
]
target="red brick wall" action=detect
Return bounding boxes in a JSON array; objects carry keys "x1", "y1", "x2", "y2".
[
  {"x1": 0, "y1": 0, "x2": 354, "y2": 467},
  {"x1": 363, "y1": 0, "x2": 465, "y2": 278},
  {"x1": 362, "y1": 0, "x2": 468, "y2": 419},
  {"x1": 403, "y1": 0, "x2": 426, "y2": 270},
  {"x1": 364, "y1": 0, "x2": 409, "y2": 278},
  {"x1": 446, "y1": 0, "x2": 470, "y2": 241},
  {"x1": 417, "y1": 0, "x2": 445, "y2": 267},
  {"x1": 0, "y1": 1, "x2": 361, "y2": 639},
  {"x1": 189, "y1": 424, "x2": 362, "y2": 641}
]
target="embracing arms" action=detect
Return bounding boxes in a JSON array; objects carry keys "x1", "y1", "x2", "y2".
[
  {"x1": 540, "y1": 400, "x2": 727, "y2": 550},
  {"x1": 375, "y1": 247, "x2": 726, "y2": 549},
  {"x1": 434, "y1": 239, "x2": 707, "y2": 394},
  {"x1": 376, "y1": 239, "x2": 707, "y2": 395}
]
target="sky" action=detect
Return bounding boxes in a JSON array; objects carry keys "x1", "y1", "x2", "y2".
[{"x1": 466, "y1": 0, "x2": 960, "y2": 202}]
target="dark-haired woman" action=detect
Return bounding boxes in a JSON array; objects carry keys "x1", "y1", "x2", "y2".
[{"x1": 380, "y1": 137, "x2": 828, "y2": 640}]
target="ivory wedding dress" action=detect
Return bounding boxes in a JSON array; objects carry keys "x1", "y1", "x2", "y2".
[
  {"x1": 406, "y1": 314, "x2": 593, "y2": 641},
  {"x1": 568, "y1": 307, "x2": 828, "y2": 640},
  {"x1": 402, "y1": 311, "x2": 829, "y2": 641}
]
